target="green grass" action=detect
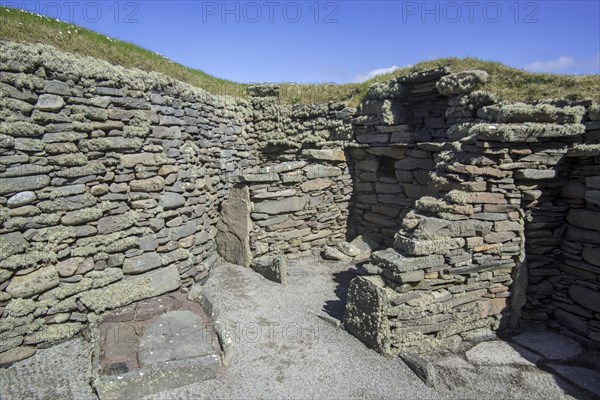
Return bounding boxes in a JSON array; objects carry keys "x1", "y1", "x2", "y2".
[{"x1": 1, "y1": 6, "x2": 599, "y2": 106}]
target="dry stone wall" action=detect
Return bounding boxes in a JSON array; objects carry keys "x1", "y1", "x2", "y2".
[
  {"x1": 0, "y1": 41, "x2": 355, "y2": 354},
  {"x1": 344, "y1": 70, "x2": 600, "y2": 355},
  {"x1": 0, "y1": 41, "x2": 251, "y2": 352},
  {"x1": 0, "y1": 40, "x2": 599, "y2": 360}
]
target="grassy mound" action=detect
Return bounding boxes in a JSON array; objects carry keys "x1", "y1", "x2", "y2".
[{"x1": 1, "y1": 6, "x2": 598, "y2": 105}]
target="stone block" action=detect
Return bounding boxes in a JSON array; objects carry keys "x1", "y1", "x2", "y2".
[
  {"x1": 79, "y1": 265, "x2": 181, "y2": 312},
  {"x1": 253, "y1": 196, "x2": 308, "y2": 215},
  {"x1": 252, "y1": 255, "x2": 287, "y2": 284},
  {"x1": 123, "y1": 252, "x2": 162, "y2": 275},
  {"x1": 6, "y1": 265, "x2": 60, "y2": 298}
]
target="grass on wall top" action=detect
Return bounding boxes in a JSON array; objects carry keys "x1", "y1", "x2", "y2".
[{"x1": 1, "y1": 6, "x2": 598, "y2": 106}]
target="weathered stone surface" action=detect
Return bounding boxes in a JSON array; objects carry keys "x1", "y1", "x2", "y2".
[
  {"x1": 569, "y1": 285, "x2": 600, "y2": 313},
  {"x1": 322, "y1": 246, "x2": 352, "y2": 262},
  {"x1": 436, "y1": 70, "x2": 489, "y2": 96},
  {"x1": 6, "y1": 265, "x2": 60, "y2": 298},
  {"x1": 79, "y1": 265, "x2": 180, "y2": 312},
  {"x1": 394, "y1": 235, "x2": 464, "y2": 256},
  {"x1": 364, "y1": 212, "x2": 396, "y2": 228},
  {"x1": 0, "y1": 232, "x2": 29, "y2": 260},
  {"x1": 586, "y1": 190, "x2": 600, "y2": 206},
  {"x1": 567, "y1": 209, "x2": 600, "y2": 231},
  {"x1": 0, "y1": 175, "x2": 50, "y2": 195},
  {"x1": 305, "y1": 165, "x2": 342, "y2": 179},
  {"x1": 79, "y1": 137, "x2": 142, "y2": 151},
  {"x1": 554, "y1": 309, "x2": 588, "y2": 336},
  {"x1": 38, "y1": 193, "x2": 97, "y2": 213},
  {"x1": 473, "y1": 122, "x2": 585, "y2": 142},
  {"x1": 138, "y1": 310, "x2": 218, "y2": 366},
  {"x1": 7, "y1": 191, "x2": 36, "y2": 208},
  {"x1": 545, "y1": 364, "x2": 600, "y2": 398},
  {"x1": 56, "y1": 257, "x2": 90, "y2": 278},
  {"x1": 35, "y1": 94, "x2": 64, "y2": 111},
  {"x1": 26, "y1": 322, "x2": 83, "y2": 344},
  {"x1": 350, "y1": 235, "x2": 380, "y2": 260},
  {"x1": 465, "y1": 341, "x2": 540, "y2": 366},
  {"x1": 344, "y1": 276, "x2": 387, "y2": 352},
  {"x1": 55, "y1": 162, "x2": 106, "y2": 178},
  {"x1": 514, "y1": 169, "x2": 556, "y2": 180},
  {"x1": 372, "y1": 249, "x2": 445, "y2": 273},
  {"x1": 61, "y1": 208, "x2": 104, "y2": 226},
  {"x1": 512, "y1": 330, "x2": 582, "y2": 360},
  {"x1": 478, "y1": 103, "x2": 584, "y2": 124},
  {"x1": 446, "y1": 190, "x2": 506, "y2": 205},
  {"x1": 97, "y1": 212, "x2": 136, "y2": 234},
  {"x1": 300, "y1": 178, "x2": 333, "y2": 192},
  {"x1": 159, "y1": 192, "x2": 186, "y2": 210},
  {"x1": 561, "y1": 180, "x2": 586, "y2": 199},
  {"x1": 253, "y1": 196, "x2": 308, "y2": 215},
  {"x1": 0, "y1": 346, "x2": 36, "y2": 366},
  {"x1": 123, "y1": 252, "x2": 162, "y2": 275},
  {"x1": 252, "y1": 255, "x2": 287, "y2": 284},
  {"x1": 336, "y1": 242, "x2": 361, "y2": 257},
  {"x1": 130, "y1": 176, "x2": 165, "y2": 192},
  {"x1": 400, "y1": 352, "x2": 438, "y2": 388},
  {"x1": 582, "y1": 247, "x2": 600, "y2": 267},
  {"x1": 302, "y1": 149, "x2": 346, "y2": 162},
  {"x1": 120, "y1": 153, "x2": 171, "y2": 168},
  {"x1": 216, "y1": 186, "x2": 252, "y2": 267}
]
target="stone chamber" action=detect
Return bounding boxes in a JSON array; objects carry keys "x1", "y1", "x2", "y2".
[{"x1": 0, "y1": 40, "x2": 599, "y2": 394}]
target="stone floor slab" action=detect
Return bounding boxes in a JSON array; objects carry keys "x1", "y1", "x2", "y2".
[
  {"x1": 138, "y1": 310, "x2": 216, "y2": 367},
  {"x1": 546, "y1": 364, "x2": 600, "y2": 398},
  {"x1": 465, "y1": 341, "x2": 542, "y2": 366},
  {"x1": 512, "y1": 330, "x2": 582, "y2": 360}
]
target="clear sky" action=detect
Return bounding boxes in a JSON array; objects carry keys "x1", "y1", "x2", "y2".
[{"x1": 5, "y1": 0, "x2": 600, "y2": 83}]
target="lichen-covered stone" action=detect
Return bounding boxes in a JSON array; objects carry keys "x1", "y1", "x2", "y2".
[
  {"x1": 79, "y1": 265, "x2": 180, "y2": 312},
  {"x1": 35, "y1": 94, "x2": 64, "y2": 111},
  {"x1": 0, "y1": 175, "x2": 50, "y2": 195},
  {"x1": 6, "y1": 265, "x2": 60, "y2": 298},
  {"x1": 122, "y1": 252, "x2": 162, "y2": 275},
  {"x1": 436, "y1": 70, "x2": 489, "y2": 96}
]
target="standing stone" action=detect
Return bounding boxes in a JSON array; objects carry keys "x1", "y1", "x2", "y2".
[
  {"x1": 252, "y1": 255, "x2": 287, "y2": 284},
  {"x1": 400, "y1": 352, "x2": 439, "y2": 388},
  {"x1": 216, "y1": 186, "x2": 252, "y2": 267}
]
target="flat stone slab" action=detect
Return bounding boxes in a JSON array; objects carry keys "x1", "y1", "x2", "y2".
[
  {"x1": 94, "y1": 293, "x2": 222, "y2": 400},
  {"x1": 139, "y1": 310, "x2": 216, "y2": 367},
  {"x1": 512, "y1": 330, "x2": 582, "y2": 360},
  {"x1": 546, "y1": 364, "x2": 600, "y2": 398},
  {"x1": 465, "y1": 341, "x2": 541, "y2": 366}
]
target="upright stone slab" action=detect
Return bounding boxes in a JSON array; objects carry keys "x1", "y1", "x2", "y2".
[{"x1": 216, "y1": 185, "x2": 252, "y2": 267}]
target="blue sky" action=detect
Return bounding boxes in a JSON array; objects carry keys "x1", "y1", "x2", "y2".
[{"x1": 4, "y1": 0, "x2": 600, "y2": 83}]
